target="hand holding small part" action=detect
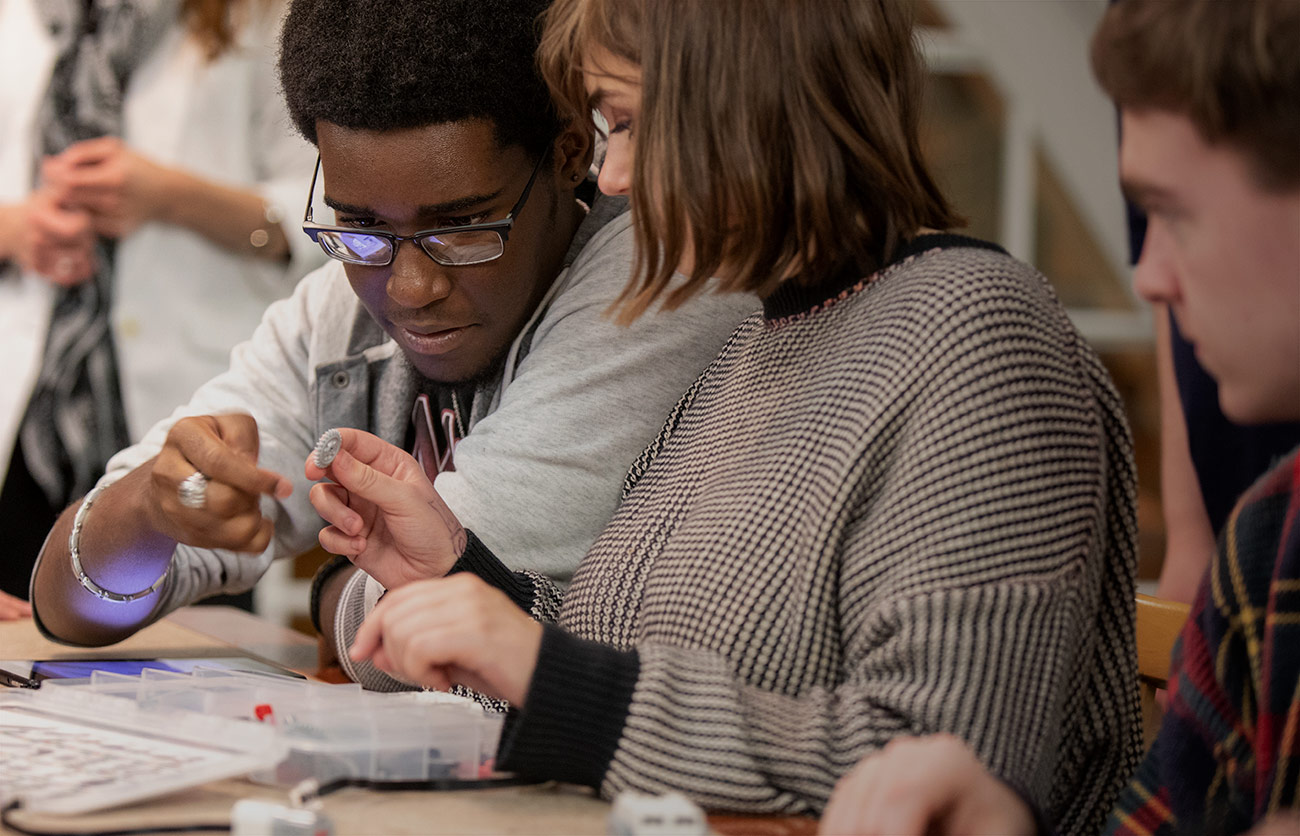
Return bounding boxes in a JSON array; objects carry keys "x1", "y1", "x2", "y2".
[{"x1": 306, "y1": 428, "x2": 467, "y2": 589}]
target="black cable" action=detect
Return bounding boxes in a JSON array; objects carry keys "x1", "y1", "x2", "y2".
[
  {"x1": 310, "y1": 774, "x2": 545, "y2": 798},
  {"x1": 0, "y1": 801, "x2": 228, "y2": 836}
]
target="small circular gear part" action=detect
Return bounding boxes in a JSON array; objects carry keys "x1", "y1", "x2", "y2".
[{"x1": 313, "y1": 428, "x2": 343, "y2": 469}]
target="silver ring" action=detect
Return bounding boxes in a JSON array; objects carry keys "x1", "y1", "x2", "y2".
[{"x1": 178, "y1": 471, "x2": 209, "y2": 510}]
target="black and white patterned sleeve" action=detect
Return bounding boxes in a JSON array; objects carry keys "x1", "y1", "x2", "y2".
[
  {"x1": 497, "y1": 274, "x2": 1139, "y2": 830},
  {"x1": 332, "y1": 532, "x2": 565, "y2": 691},
  {"x1": 448, "y1": 532, "x2": 564, "y2": 621}
]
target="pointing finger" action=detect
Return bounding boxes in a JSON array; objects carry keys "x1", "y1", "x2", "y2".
[
  {"x1": 172, "y1": 416, "x2": 291, "y2": 499},
  {"x1": 349, "y1": 603, "x2": 386, "y2": 661}
]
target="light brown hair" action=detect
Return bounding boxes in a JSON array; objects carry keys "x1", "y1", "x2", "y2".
[
  {"x1": 537, "y1": 0, "x2": 638, "y2": 141},
  {"x1": 539, "y1": 0, "x2": 959, "y2": 322},
  {"x1": 183, "y1": 0, "x2": 259, "y2": 62},
  {"x1": 1092, "y1": 0, "x2": 1300, "y2": 191}
]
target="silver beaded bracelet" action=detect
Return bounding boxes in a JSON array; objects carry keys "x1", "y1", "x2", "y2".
[{"x1": 69, "y1": 481, "x2": 169, "y2": 603}]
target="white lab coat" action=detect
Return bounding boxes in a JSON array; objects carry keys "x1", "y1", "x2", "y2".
[
  {"x1": 0, "y1": 0, "x2": 322, "y2": 481},
  {"x1": 0, "y1": 0, "x2": 58, "y2": 482}
]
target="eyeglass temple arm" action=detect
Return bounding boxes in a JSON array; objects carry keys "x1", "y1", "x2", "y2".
[{"x1": 303, "y1": 155, "x2": 322, "y2": 225}]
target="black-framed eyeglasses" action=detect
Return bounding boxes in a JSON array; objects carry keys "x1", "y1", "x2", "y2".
[{"x1": 301, "y1": 148, "x2": 550, "y2": 267}]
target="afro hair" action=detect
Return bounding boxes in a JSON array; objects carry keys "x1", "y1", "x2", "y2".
[{"x1": 279, "y1": 0, "x2": 561, "y2": 156}]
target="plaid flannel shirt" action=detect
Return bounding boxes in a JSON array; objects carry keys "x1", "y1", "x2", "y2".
[{"x1": 1108, "y1": 447, "x2": 1300, "y2": 835}]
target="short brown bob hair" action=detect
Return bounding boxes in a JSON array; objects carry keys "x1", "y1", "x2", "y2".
[
  {"x1": 1092, "y1": 0, "x2": 1300, "y2": 192},
  {"x1": 539, "y1": 0, "x2": 960, "y2": 322}
]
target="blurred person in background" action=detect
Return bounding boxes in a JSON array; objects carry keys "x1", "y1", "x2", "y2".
[{"x1": 0, "y1": 0, "x2": 321, "y2": 613}]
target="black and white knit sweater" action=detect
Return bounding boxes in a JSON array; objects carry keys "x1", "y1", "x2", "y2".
[{"x1": 457, "y1": 234, "x2": 1142, "y2": 834}]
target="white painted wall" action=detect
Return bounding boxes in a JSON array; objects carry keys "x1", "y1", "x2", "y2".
[{"x1": 931, "y1": 0, "x2": 1133, "y2": 299}]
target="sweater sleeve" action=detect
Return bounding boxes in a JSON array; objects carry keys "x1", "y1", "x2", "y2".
[
  {"x1": 499, "y1": 270, "x2": 1138, "y2": 825},
  {"x1": 335, "y1": 532, "x2": 567, "y2": 691},
  {"x1": 502, "y1": 577, "x2": 1102, "y2": 815},
  {"x1": 30, "y1": 265, "x2": 346, "y2": 638}
]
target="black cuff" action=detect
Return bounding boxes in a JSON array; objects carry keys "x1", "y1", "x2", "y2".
[
  {"x1": 308, "y1": 553, "x2": 354, "y2": 634},
  {"x1": 448, "y1": 531, "x2": 536, "y2": 613},
  {"x1": 496, "y1": 623, "x2": 639, "y2": 788}
]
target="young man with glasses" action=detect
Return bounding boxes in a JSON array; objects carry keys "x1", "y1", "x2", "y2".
[{"x1": 28, "y1": 0, "x2": 755, "y2": 669}]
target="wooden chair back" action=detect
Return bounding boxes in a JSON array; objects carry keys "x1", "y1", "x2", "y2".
[{"x1": 1135, "y1": 593, "x2": 1192, "y2": 745}]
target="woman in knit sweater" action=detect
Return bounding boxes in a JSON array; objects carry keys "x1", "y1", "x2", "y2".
[{"x1": 309, "y1": 0, "x2": 1141, "y2": 830}]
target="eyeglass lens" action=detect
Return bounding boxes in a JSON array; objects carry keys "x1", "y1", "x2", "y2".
[{"x1": 313, "y1": 228, "x2": 505, "y2": 266}]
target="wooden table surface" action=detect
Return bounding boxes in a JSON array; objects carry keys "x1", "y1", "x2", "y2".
[{"x1": 0, "y1": 608, "x2": 817, "y2": 835}]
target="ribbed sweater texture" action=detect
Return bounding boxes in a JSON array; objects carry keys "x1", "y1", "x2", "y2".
[{"x1": 467, "y1": 235, "x2": 1142, "y2": 833}]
